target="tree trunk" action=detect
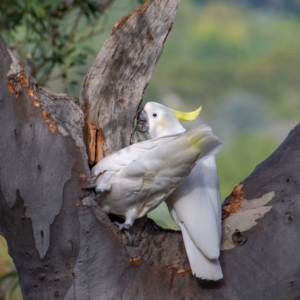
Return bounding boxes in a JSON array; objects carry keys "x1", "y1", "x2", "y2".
[{"x1": 0, "y1": 1, "x2": 300, "y2": 299}]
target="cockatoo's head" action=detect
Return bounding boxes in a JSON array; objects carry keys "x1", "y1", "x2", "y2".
[{"x1": 137, "y1": 102, "x2": 202, "y2": 138}]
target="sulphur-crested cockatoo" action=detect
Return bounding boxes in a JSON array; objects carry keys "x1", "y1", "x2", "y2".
[
  {"x1": 137, "y1": 102, "x2": 223, "y2": 281},
  {"x1": 86, "y1": 125, "x2": 221, "y2": 231}
]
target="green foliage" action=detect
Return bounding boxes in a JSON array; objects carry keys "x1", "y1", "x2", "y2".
[
  {"x1": 145, "y1": 1, "x2": 300, "y2": 122},
  {"x1": 0, "y1": 0, "x2": 113, "y2": 90},
  {"x1": 0, "y1": 237, "x2": 21, "y2": 300},
  {"x1": 192, "y1": 0, "x2": 300, "y2": 16},
  {"x1": 0, "y1": 271, "x2": 19, "y2": 300}
]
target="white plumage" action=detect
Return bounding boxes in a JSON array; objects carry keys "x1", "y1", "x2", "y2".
[
  {"x1": 90, "y1": 124, "x2": 221, "y2": 231},
  {"x1": 138, "y1": 102, "x2": 223, "y2": 280}
]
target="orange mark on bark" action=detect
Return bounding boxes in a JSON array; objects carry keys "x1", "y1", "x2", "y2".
[
  {"x1": 128, "y1": 256, "x2": 142, "y2": 266},
  {"x1": 79, "y1": 173, "x2": 87, "y2": 181},
  {"x1": 176, "y1": 268, "x2": 191, "y2": 276},
  {"x1": 7, "y1": 71, "x2": 29, "y2": 98},
  {"x1": 75, "y1": 201, "x2": 81, "y2": 207},
  {"x1": 20, "y1": 74, "x2": 29, "y2": 87},
  {"x1": 7, "y1": 81, "x2": 15, "y2": 94},
  {"x1": 96, "y1": 129, "x2": 106, "y2": 163},
  {"x1": 84, "y1": 120, "x2": 97, "y2": 165},
  {"x1": 147, "y1": 31, "x2": 154, "y2": 43},
  {"x1": 28, "y1": 89, "x2": 41, "y2": 107},
  {"x1": 42, "y1": 110, "x2": 58, "y2": 134},
  {"x1": 7, "y1": 71, "x2": 58, "y2": 134},
  {"x1": 222, "y1": 183, "x2": 245, "y2": 219},
  {"x1": 83, "y1": 120, "x2": 106, "y2": 164},
  {"x1": 112, "y1": 15, "x2": 131, "y2": 34},
  {"x1": 118, "y1": 98, "x2": 126, "y2": 105},
  {"x1": 111, "y1": 0, "x2": 151, "y2": 34}
]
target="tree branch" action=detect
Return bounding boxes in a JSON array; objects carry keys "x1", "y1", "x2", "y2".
[
  {"x1": 1, "y1": 0, "x2": 300, "y2": 299},
  {"x1": 80, "y1": 0, "x2": 180, "y2": 163}
]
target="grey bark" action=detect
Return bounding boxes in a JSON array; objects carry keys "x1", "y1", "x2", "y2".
[
  {"x1": 0, "y1": 0, "x2": 300, "y2": 299},
  {"x1": 81, "y1": 0, "x2": 179, "y2": 164}
]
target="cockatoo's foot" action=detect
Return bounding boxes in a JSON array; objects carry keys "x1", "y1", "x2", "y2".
[
  {"x1": 82, "y1": 184, "x2": 97, "y2": 191},
  {"x1": 113, "y1": 222, "x2": 132, "y2": 231},
  {"x1": 112, "y1": 209, "x2": 137, "y2": 245},
  {"x1": 113, "y1": 222, "x2": 133, "y2": 245}
]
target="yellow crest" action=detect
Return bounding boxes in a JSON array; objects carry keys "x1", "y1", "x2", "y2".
[{"x1": 172, "y1": 106, "x2": 202, "y2": 121}]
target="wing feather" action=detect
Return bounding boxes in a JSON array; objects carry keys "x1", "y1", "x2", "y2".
[
  {"x1": 166, "y1": 156, "x2": 221, "y2": 260},
  {"x1": 91, "y1": 134, "x2": 178, "y2": 177}
]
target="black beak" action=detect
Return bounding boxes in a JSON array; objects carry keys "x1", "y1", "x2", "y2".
[{"x1": 136, "y1": 109, "x2": 149, "y2": 133}]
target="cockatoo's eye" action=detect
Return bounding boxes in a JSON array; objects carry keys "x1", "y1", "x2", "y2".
[{"x1": 153, "y1": 113, "x2": 157, "y2": 117}]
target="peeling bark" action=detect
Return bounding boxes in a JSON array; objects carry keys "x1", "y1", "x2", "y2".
[
  {"x1": 1, "y1": 0, "x2": 300, "y2": 299},
  {"x1": 0, "y1": 40, "x2": 88, "y2": 298}
]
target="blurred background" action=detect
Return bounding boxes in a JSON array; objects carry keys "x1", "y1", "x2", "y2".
[{"x1": 1, "y1": 0, "x2": 299, "y2": 298}]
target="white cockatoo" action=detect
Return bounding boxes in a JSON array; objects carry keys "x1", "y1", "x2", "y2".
[
  {"x1": 137, "y1": 102, "x2": 223, "y2": 281},
  {"x1": 86, "y1": 124, "x2": 221, "y2": 232}
]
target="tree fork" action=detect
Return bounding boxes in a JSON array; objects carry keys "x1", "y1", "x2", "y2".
[{"x1": 1, "y1": 0, "x2": 300, "y2": 299}]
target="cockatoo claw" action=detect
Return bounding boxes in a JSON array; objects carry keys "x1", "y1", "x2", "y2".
[
  {"x1": 113, "y1": 222, "x2": 133, "y2": 245},
  {"x1": 114, "y1": 221, "x2": 132, "y2": 231}
]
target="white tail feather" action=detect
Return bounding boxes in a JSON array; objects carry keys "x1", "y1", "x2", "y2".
[{"x1": 180, "y1": 223, "x2": 223, "y2": 280}]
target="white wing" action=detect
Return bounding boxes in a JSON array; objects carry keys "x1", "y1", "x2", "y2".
[
  {"x1": 92, "y1": 126, "x2": 222, "y2": 227},
  {"x1": 166, "y1": 155, "x2": 223, "y2": 280},
  {"x1": 199, "y1": 156, "x2": 222, "y2": 239},
  {"x1": 91, "y1": 134, "x2": 179, "y2": 177}
]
